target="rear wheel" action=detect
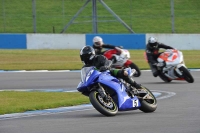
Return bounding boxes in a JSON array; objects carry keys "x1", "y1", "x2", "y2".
[
  {"x1": 129, "y1": 63, "x2": 141, "y2": 77},
  {"x1": 89, "y1": 91, "x2": 118, "y2": 116},
  {"x1": 179, "y1": 66, "x2": 194, "y2": 83},
  {"x1": 139, "y1": 86, "x2": 157, "y2": 113}
]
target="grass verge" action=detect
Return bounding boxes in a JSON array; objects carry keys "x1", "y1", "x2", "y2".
[
  {"x1": 0, "y1": 91, "x2": 89, "y2": 115},
  {"x1": 0, "y1": 49, "x2": 200, "y2": 70}
]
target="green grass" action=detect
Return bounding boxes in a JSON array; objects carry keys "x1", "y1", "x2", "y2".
[
  {"x1": 0, "y1": 49, "x2": 199, "y2": 70},
  {"x1": 0, "y1": 91, "x2": 89, "y2": 115},
  {"x1": 0, "y1": 0, "x2": 199, "y2": 33},
  {"x1": 0, "y1": 49, "x2": 82, "y2": 70}
]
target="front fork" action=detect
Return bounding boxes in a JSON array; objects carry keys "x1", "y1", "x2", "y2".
[
  {"x1": 97, "y1": 83, "x2": 108, "y2": 101},
  {"x1": 175, "y1": 64, "x2": 186, "y2": 77}
]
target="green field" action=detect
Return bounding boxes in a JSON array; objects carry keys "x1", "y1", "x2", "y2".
[
  {"x1": 0, "y1": 49, "x2": 200, "y2": 70},
  {"x1": 0, "y1": 91, "x2": 89, "y2": 115},
  {"x1": 0, "y1": 0, "x2": 199, "y2": 33}
]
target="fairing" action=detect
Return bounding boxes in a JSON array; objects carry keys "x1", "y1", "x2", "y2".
[
  {"x1": 104, "y1": 49, "x2": 131, "y2": 68},
  {"x1": 157, "y1": 49, "x2": 187, "y2": 80},
  {"x1": 157, "y1": 49, "x2": 184, "y2": 66}
]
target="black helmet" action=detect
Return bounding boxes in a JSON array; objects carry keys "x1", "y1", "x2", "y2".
[
  {"x1": 148, "y1": 37, "x2": 158, "y2": 50},
  {"x1": 80, "y1": 46, "x2": 95, "y2": 64}
]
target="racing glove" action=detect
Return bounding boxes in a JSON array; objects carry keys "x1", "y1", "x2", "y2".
[
  {"x1": 115, "y1": 47, "x2": 122, "y2": 55},
  {"x1": 157, "y1": 62, "x2": 164, "y2": 67},
  {"x1": 154, "y1": 62, "x2": 165, "y2": 67},
  {"x1": 116, "y1": 46, "x2": 123, "y2": 49}
]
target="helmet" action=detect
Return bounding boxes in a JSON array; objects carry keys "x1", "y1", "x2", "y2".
[
  {"x1": 80, "y1": 46, "x2": 95, "y2": 64},
  {"x1": 93, "y1": 36, "x2": 103, "y2": 47},
  {"x1": 148, "y1": 37, "x2": 158, "y2": 49}
]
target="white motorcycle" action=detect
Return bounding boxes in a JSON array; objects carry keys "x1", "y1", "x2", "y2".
[{"x1": 157, "y1": 49, "x2": 194, "y2": 83}]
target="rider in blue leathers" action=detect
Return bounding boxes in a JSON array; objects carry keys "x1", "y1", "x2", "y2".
[{"x1": 80, "y1": 46, "x2": 141, "y2": 89}]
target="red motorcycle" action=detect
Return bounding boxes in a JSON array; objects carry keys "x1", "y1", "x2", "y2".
[{"x1": 103, "y1": 49, "x2": 141, "y2": 77}]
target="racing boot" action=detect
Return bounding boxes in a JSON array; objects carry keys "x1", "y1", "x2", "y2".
[
  {"x1": 124, "y1": 76, "x2": 142, "y2": 90},
  {"x1": 153, "y1": 71, "x2": 158, "y2": 77}
]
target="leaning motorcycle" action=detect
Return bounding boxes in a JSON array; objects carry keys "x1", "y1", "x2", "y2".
[
  {"x1": 156, "y1": 49, "x2": 194, "y2": 83},
  {"x1": 103, "y1": 49, "x2": 141, "y2": 77},
  {"x1": 77, "y1": 66, "x2": 157, "y2": 116}
]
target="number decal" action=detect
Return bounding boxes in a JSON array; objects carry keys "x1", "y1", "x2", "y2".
[{"x1": 133, "y1": 100, "x2": 138, "y2": 107}]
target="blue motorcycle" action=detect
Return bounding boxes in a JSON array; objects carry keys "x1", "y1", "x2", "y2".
[{"x1": 77, "y1": 67, "x2": 157, "y2": 116}]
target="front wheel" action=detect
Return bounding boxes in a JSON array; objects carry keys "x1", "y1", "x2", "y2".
[
  {"x1": 158, "y1": 72, "x2": 172, "y2": 83},
  {"x1": 129, "y1": 63, "x2": 141, "y2": 77},
  {"x1": 89, "y1": 91, "x2": 118, "y2": 116},
  {"x1": 139, "y1": 86, "x2": 157, "y2": 113},
  {"x1": 179, "y1": 66, "x2": 194, "y2": 83}
]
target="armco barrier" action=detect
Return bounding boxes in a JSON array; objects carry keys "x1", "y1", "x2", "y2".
[
  {"x1": 86, "y1": 34, "x2": 146, "y2": 49},
  {"x1": 0, "y1": 33, "x2": 200, "y2": 50},
  {"x1": 0, "y1": 34, "x2": 26, "y2": 49}
]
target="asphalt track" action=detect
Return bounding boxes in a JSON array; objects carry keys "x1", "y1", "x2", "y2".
[{"x1": 0, "y1": 70, "x2": 200, "y2": 133}]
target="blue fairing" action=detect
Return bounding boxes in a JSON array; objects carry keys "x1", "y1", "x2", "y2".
[
  {"x1": 77, "y1": 67, "x2": 141, "y2": 111},
  {"x1": 77, "y1": 69, "x2": 101, "y2": 93},
  {"x1": 97, "y1": 73, "x2": 141, "y2": 111}
]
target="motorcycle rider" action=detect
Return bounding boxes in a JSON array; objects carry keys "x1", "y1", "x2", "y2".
[
  {"x1": 92, "y1": 36, "x2": 122, "y2": 55},
  {"x1": 146, "y1": 37, "x2": 174, "y2": 77},
  {"x1": 92, "y1": 36, "x2": 123, "y2": 63},
  {"x1": 80, "y1": 46, "x2": 142, "y2": 91}
]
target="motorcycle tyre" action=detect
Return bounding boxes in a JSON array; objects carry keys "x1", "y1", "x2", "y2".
[
  {"x1": 179, "y1": 66, "x2": 194, "y2": 83},
  {"x1": 139, "y1": 86, "x2": 157, "y2": 113},
  {"x1": 89, "y1": 91, "x2": 118, "y2": 116},
  {"x1": 129, "y1": 63, "x2": 141, "y2": 77}
]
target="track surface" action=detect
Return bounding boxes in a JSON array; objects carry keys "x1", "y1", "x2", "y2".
[{"x1": 0, "y1": 71, "x2": 200, "y2": 133}]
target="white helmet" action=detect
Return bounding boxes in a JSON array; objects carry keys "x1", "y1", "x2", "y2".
[
  {"x1": 93, "y1": 36, "x2": 103, "y2": 47},
  {"x1": 148, "y1": 37, "x2": 157, "y2": 44}
]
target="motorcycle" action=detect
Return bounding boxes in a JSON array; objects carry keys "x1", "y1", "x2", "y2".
[
  {"x1": 77, "y1": 66, "x2": 157, "y2": 116},
  {"x1": 156, "y1": 49, "x2": 194, "y2": 83},
  {"x1": 103, "y1": 48, "x2": 141, "y2": 77}
]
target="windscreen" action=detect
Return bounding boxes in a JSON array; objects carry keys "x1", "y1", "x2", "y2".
[{"x1": 81, "y1": 67, "x2": 93, "y2": 83}]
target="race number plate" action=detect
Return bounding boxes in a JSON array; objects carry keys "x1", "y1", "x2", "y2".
[{"x1": 133, "y1": 100, "x2": 139, "y2": 107}]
